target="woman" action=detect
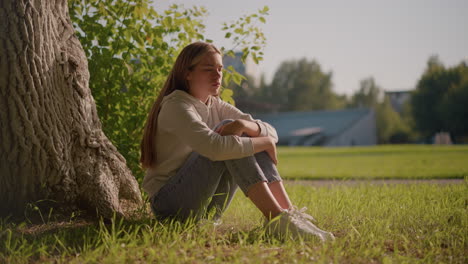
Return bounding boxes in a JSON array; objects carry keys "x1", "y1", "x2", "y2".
[{"x1": 140, "y1": 41, "x2": 334, "y2": 242}]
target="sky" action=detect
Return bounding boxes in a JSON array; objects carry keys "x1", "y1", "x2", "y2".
[{"x1": 153, "y1": 0, "x2": 468, "y2": 96}]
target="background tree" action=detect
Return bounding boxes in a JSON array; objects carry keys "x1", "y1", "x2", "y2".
[
  {"x1": 410, "y1": 55, "x2": 468, "y2": 142},
  {"x1": 229, "y1": 73, "x2": 256, "y2": 99},
  {"x1": 438, "y1": 68, "x2": 468, "y2": 142},
  {"x1": 258, "y1": 58, "x2": 346, "y2": 111},
  {"x1": 375, "y1": 97, "x2": 411, "y2": 143},
  {"x1": 348, "y1": 77, "x2": 414, "y2": 143},
  {"x1": 348, "y1": 77, "x2": 383, "y2": 108}
]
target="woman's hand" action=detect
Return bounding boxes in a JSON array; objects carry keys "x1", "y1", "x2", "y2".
[
  {"x1": 214, "y1": 120, "x2": 244, "y2": 136},
  {"x1": 264, "y1": 137, "x2": 278, "y2": 165},
  {"x1": 215, "y1": 119, "x2": 261, "y2": 137},
  {"x1": 250, "y1": 136, "x2": 278, "y2": 165}
]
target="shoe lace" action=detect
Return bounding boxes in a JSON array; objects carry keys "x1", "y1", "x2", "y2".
[
  {"x1": 289, "y1": 205, "x2": 317, "y2": 223},
  {"x1": 264, "y1": 209, "x2": 302, "y2": 228}
]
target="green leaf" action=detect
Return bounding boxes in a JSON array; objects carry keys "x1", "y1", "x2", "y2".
[
  {"x1": 232, "y1": 72, "x2": 244, "y2": 85},
  {"x1": 221, "y1": 88, "x2": 235, "y2": 105},
  {"x1": 226, "y1": 50, "x2": 235, "y2": 58},
  {"x1": 223, "y1": 72, "x2": 232, "y2": 86},
  {"x1": 178, "y1": 32, "x2": 186, "y2": 40},
  {"x1": 223, "y1": 88, "x2": 233, "y2": 96},
  {"x1": 252, "y1": 53, "x2": 259, "y2": 64}
]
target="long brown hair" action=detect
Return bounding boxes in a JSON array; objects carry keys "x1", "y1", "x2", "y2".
[{"x1": 140, "y1": 41, "x2": 222, "y2": 169}]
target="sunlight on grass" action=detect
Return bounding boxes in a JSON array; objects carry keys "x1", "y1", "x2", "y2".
[{"x1": 1, "y1": 182, "x2": 466, "y2": 263}]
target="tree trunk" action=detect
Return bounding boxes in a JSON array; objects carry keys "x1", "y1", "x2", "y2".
[{"x1": 0, "y1": 0, "x2": 143, "y2": 219}]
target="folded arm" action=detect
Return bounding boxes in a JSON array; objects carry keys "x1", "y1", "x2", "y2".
[
  {"x1": 219, "y1": 99, "x2": 279, "y2": 143},
  {"x1": 159, "y1": 101, "x2": 255, "y2": 161}
]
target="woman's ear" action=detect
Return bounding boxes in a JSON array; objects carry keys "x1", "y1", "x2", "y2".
[{"x1": 186, "y1": 71, "x2": 192, "y2": 81}]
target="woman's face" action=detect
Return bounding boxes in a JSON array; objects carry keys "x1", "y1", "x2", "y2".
[{"x1": 186, "y1": 51, "x2": 223, "y2": 102}]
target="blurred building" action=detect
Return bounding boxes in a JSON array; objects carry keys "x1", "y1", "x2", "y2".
[
  {"x1": 254, "y1": 108, "x2": 377, "y2": 146},
  {"x1": 234, "y1": 98, "x2": 281, "y2": 115}
]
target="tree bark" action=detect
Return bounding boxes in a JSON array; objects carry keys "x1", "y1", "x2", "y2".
[{"x1": 0, "y1": 0, "x2": 143, "y2": 219}]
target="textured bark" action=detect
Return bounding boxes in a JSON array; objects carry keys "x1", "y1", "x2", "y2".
[{"x1": 0, "y1": 0, "x2": 143, "y2": 219}]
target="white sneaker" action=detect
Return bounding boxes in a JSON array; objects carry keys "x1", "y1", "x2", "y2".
[
  {"x1": 196, "y1": 217, "x2": 223, "y2": 229},
  {"x1": 263, "y1": 209, "x2": 323, "y2": 241},
  {"x1": 289, "y1": 205, "x2": 335, "y2": 242},
  {"x1": 289, "y1": 205, "x2": 317, "y2": 223},
  {"x1": 213, "y1": 217, "x2": 223, "y2": 226}
]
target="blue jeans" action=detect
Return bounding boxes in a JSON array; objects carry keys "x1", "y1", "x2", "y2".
[{"x1": 150, "y1": 119, "x2": 282, "y2": 223}]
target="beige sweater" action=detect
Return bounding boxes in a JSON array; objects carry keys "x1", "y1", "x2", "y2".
[{"x1": 142, "y1": 89, "x2": 279, "y2": 198}]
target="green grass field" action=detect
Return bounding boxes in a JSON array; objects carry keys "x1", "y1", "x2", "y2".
[
  {"x1": 1, "y1": 145, "x2": 467, "y2": 263},
  {"x1": 277, "y1": 144, "x2": 468, "y2": 180}
]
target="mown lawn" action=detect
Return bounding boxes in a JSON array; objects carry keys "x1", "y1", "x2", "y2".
[
  {"x1": 1, "y1": 182, "x2": 466, "y2": 263},
  {"x1": 276, "y1": 144, "x2": 468, "y2": 180},
  {"x1": 1, "y1": 145, "x2": 466, "y2": 263}
]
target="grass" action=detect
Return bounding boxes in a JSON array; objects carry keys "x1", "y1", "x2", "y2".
[
  {"x1": 276, "y1": 144, "x2": 468, "y2": 180},
  {"x1": 1, "y1": 182, "x2": 466, "y2": 263},
  {"x1": 1, "y1": 145, "x2": 466, "y2": 263}
]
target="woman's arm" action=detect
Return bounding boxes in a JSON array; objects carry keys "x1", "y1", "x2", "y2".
[
  {"x1": 241, "y1": 120, "x2": 277, "y2": 164},
  {"x1": 217, "y1": 98, "x2": 279, "y2": 143},
  {"x1": 216, "y1": 120, "x2": 278, "y2": 165},
  {"x1": 160, "y1": 101, "x2": 255, "y2": 161},
  {"x1": 215, "y1": 119, "x2": 261, "y2": 137},
  {"x1": 238, "y1": 119, "x2": 261, "y2": 137}
]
